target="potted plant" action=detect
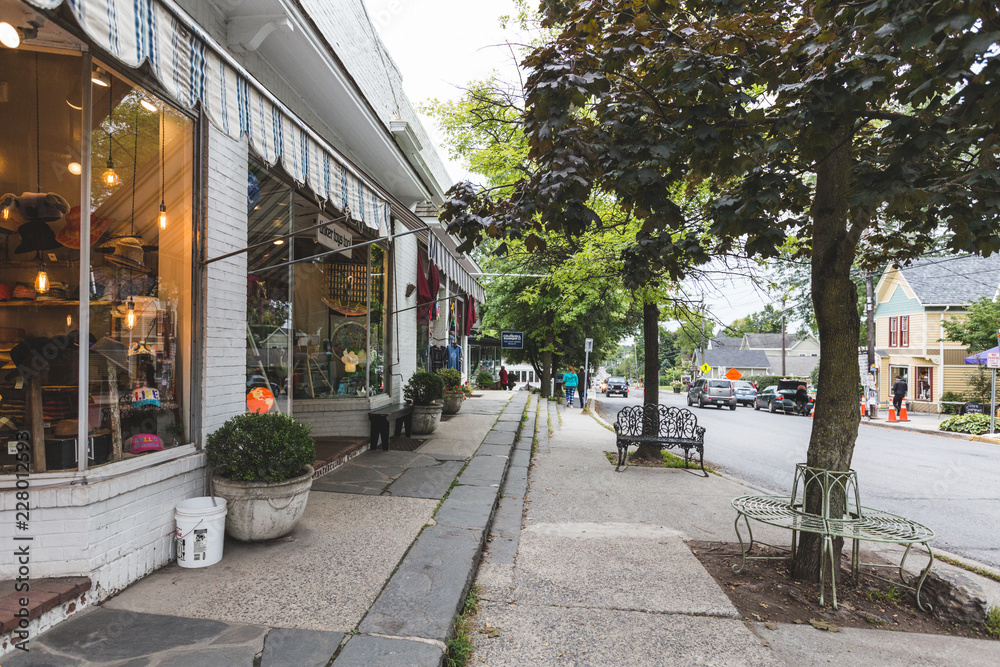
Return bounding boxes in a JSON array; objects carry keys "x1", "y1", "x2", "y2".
[
  {"x1": 476, "y1": 370, "x2": 495, "y2": 389},
  {"x1": 405, "y1": 371, "x2": 445, "y2": 434},
  {"x1": 438, "y1": 368, "x2": 471, "y2": 414},
  {"x1": 206, "y1": 412, "x2": 315, "y2": 541},
  {"x1": 671, "y1": 380, "x2": 683, "y2": 394}
]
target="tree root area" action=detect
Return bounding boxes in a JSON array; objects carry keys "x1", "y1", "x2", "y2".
[{"x1": 689, "y1": 540, "x2": 995, "y2": 640}]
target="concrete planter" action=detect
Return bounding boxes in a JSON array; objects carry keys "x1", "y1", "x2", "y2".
[
  {"x1": 412, "y1": 402, "x2": 444, "y2": 434},
  {"x1": 442, "y1": 394, "x2": 464, "y2": 415},
  {"x1": 212, "y1": 465, "x2": 313, "y2": 542}
]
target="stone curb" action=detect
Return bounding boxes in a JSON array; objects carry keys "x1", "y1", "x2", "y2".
[{"x1": 342, "y1": 394, "x2": 533, "y2": 666}]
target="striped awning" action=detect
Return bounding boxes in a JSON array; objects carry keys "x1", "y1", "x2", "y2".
[
  {"x1": 428, "y1": 233, "x2": 485, "y2": 304},
  {"x1": 25, "y1": 0, "x2": 390, "y2": 233}
]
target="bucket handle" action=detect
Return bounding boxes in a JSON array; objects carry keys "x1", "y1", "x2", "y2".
[{"x1": 177, "y1": 517, "x2": 206, "y2": 542}]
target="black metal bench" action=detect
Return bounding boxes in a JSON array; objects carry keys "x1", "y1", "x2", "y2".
[
  {"x1": 613, "y1": 405, "x2": 707, "y2": 475},
  {"x1": 368, "y1": 404, "x2": 414, "y2": 451}
]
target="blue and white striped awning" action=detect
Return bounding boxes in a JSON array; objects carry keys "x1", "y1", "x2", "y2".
[
  {"x1": 428, "y1": 233, "x2": 485, "y2": 304},
  {"x1": 25, "y1": 0, "x2": 390, "y2": 234}
]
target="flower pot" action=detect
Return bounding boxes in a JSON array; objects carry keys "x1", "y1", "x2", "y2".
[
  {"x1": 442, "y1": 394, "x2": 464, "y2": 415},
  {"x1": 673, "y1": 387, "x2": 681, "y2": 393},
  {"x1": 212, "y1": 465, "x2": 313, "y2": 542},
  {"x1": 412, "y1": 402, "x2": 444, "y2": 434}
]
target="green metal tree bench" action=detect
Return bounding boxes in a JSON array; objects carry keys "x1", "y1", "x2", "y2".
[
  {"x1": 613, "y1": 405, "x2": 707, "y2": 475},
  {"x1": 731, "y1": 464, "x2": 935, "y2": 611}
]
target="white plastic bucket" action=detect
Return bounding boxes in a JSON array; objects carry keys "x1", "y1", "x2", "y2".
[{"x1": 175, "y1": 497, "x2": 227, "y2": 568}]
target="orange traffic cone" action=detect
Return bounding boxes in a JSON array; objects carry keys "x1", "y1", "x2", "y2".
[
  {"x1": 860, "y1": 400, "x2": 866, "y2": 416},
  {"x1": 888, "y1": 405, "x2": 897, "y2": 422},
  {"x1": 899, "y1": 399, "x2": 910, "y2": 422}
]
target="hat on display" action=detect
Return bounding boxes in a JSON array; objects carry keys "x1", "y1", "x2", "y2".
[
  {"x1": 99, "y1": 236, "x2": 151, "y2": 273},
  {"x1": 0, "y1": 284, "x2": 11, "y2": 301},
  {"x1": 131, "y1": 387, "x2": 160, "y2": 408},
  {"x1": 0, "y1": 327, "x2": 25, "y2": 367},
  {"x1": 56, "y1": 206, "x2": 114, "y2": 249},
  {"x1": 128, "y1": 433, "x2": 162, "y2": 454},
  {"x1": 9, "y1": 337, "x2": 50, "y2": 374},
  {"x1": 14, "y1": 221, "x2": 61, "y2": 254},
  {"x1": 92, "y1": 337, "x2": 130, "y2": 371},
  {"x1": 54, "y1": 419, "x2": 78, "y2": 437}
]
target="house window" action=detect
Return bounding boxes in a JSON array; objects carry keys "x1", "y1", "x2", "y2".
[
  {"x1": 890, "y1": 366, "x2": 909, "y2": 397},
  {"x1": 900, "y1": 315, "x2": 909, "y2": 347},
  {"x1": 915, "y1": 367, "x2": 932, "y2": 401},
  {"x1": 889, "y1": 317, "x2": 898, "y2": 347}
]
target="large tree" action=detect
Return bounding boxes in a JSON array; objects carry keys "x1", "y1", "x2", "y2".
[{"x1": 444, "y1": 0, "x2": 1000, "y2": 579}]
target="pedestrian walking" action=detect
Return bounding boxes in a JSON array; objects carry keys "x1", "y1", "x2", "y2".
[
  {"x1": 563, "y1": 366, "x2": 579, "y2": 408},
  {"x1": 499, "y1": 366, "x2": 509, "y2": 391},
  {"x1": 576, "y1": 367, "x2": 586, "y2": 407},
  {"x1": 892, "y1": 374, "x2": 907, "y2": 416}
]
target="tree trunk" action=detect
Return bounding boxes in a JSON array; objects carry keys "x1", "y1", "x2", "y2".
[
  {"x1": 636, "y1": 300, "x2": 662, "y2": 459},
  {"x1": 793, "y1": 123, "x2": 861, "y2": 581},
  {"x1": 541, "y1": 325, "x2": 553, "y2": 398}
]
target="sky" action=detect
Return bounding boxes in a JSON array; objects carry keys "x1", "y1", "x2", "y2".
[{"x1": 363, "y1": 0, "x2": 774, "y2": 328}]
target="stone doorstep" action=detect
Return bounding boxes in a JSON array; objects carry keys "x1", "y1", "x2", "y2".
[
  {"x1": 312, "y1": 440, "x2": 369, "y2": 479},
  {"x1": 0, "y1": 577, "x2": 91, "y2": 634}
]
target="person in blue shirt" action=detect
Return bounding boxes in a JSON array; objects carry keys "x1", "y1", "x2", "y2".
[{"x1": 562, "y1": 366, "x2": 579, "y2": 408}]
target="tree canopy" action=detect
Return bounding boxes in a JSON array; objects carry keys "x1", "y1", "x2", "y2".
[
  {"x1": 441, "y1": 0, "x2": 1000, "y2": 578},
  {"x1": 943, "y1": 297, "x2": 1000, "y2": 353}
]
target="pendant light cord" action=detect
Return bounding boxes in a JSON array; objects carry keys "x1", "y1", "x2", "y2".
[
  {"x1": 35, "y1": 52, "x2": 40, "y2": 191},
  {"x1": 160, "y1": 110, "x2": 165, "y2": 200},
  {"x1": 131, "y1": 105, "x2": 138, "y2": 235}
]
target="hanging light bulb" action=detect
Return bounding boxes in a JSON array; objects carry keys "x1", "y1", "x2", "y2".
[
  {"x1": 34, "y1": 259, "x2": 49, "y2": 294},
  {"x1": 140, "y1": 98, "x2": 157, "y2": 113},
  {"x1": 2, "y1": 206, "x2": 8, "y2": 220},
  {"x1": 158, "y1": 201, "x2": 167, "y2": 230},
  {"x1": 0, "y1": 22, "x2": 20, "y2": 49},
  {"x1": 125, "y1": 297, "x2": 136, "y2": 330},
  {"x1": 66, "y1": 314, "x2": 72, "y2": 327},
  {"x1": 67, "y1": 161, "x2": 82, "y2": 176},
  {"x1": 102, "y1": 158, "x2": 120, "y2": 187}
]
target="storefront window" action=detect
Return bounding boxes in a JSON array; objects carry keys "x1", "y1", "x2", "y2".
[
  {"x1": 289, "y1": 194, "x2": 382, "y2": 399},
  {"x1": 0, "y1": 50, "x2": 82, "y2": 472},
  {"x1": 87, "y1": 68, "x2": 194, "y2": 462},
  {"x1": 890, "y1": 365, "x2": 909, "y2": 397},
  {"x1": 0, "y1": 44, "x2": 195, "y2": 473},
  {"x1": 369, "y1": 243, "x2": 386, "y2": 395},
  {"x1": 246, "y1": 163, "x2": 292, "y2": 413},
  {"x1": 915, "y1": 366, "x2": 932, "y2": 401}
]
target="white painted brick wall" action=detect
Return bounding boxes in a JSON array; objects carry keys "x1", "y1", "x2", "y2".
[
  {"x1": 392, "y1": 220, "x2": 418, "y2": 401},
  {"x1": 201, "y1": 126, "x2": 250, "y2": 442}
]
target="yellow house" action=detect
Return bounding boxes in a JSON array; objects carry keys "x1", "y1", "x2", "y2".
[{"x1": 874, "y1": 255, "x2": 1000, "y2": 413}]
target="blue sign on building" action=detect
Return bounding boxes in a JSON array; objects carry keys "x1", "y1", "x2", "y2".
[{"x1": 501, "y1": 331, "x2": 524, "y2": 349}]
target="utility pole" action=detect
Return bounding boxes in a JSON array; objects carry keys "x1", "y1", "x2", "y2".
[
  {"x1": 781, "y1": 297, "x2": 786, "y2": 376},
  {"x1": 866, "y1": 274, "x2": 876, "y2": 370}
]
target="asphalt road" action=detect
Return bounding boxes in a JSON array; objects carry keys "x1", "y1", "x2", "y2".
[{"x1": 593, "y1": 387, "x2": 1000, "y2": 569}]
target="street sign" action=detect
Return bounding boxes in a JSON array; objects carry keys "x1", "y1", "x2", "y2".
[
  {"x1": 700, "y1": 363, "x2": 711, "y2": 374},
  {"x1": 585, "y1": 337, "x2": 593, "y2": 352},
  {"x1": 988, "y1": 352, "x2": 1000, "y2": 369},
  {"x1": 500, "y1": 331, "x2": 524, "y2": 349},
  {"x1": 725, "y1": 367, "x2": 742, "y2": 381}
]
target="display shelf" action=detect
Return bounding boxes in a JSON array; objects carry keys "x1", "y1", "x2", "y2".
[{"x1": 0, "y1": 300, "x2": 80, "y2": 307}]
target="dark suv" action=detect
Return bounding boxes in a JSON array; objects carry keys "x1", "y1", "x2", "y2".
[
  {"x1": 605, "y1": 376, "x2": 629, "y2": 397},
  {"x1": 754, "y1": 379, "x2": 813, "y2": 415},
  {"x1": 687, "y1": 378, "x2": 737, "y2": 410}
]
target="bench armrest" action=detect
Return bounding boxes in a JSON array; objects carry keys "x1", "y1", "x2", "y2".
[{"x1": 695, "y1": 425, "x2": 706, "y2": 440}]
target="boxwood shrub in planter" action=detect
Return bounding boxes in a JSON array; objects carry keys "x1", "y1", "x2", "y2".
[
  {"x1": 476, "y1": 370, "x2": 496, "y2": 389},
  {"x1": 206, "y1": 412, "x2": 316, "y2": 541},
  {"x1": 405, "y1": 371, "x2": 444, "y2": 434}
]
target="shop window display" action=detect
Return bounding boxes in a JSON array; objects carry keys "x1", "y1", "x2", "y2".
[
  {"x1": 0, "y1": 47, "x2": 193, "y2": 472},
  {"x1": 86, "y1": 71, "x2": 194, "y2": 462},
  {"x1": 245, "y1": 163, "x2": 292, "y2": 413}
]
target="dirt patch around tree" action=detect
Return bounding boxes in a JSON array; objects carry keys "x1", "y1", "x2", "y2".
[{"x1": 689, "y1": 540, "x2": 996, "y2": 640}]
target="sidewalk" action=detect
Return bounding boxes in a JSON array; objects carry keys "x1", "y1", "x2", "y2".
[
  {"x1": 3, "y1": 390, "x2": 534, "y2": 666},
  {"x1": 860, "y1": 407, "x2": 1000, "y2": 444},
  {"x1": 471, "y1": 403, "x2": 1000, "y2": 666}
]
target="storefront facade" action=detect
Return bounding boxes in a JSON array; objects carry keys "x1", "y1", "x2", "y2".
[{"x1": 0, "y1": 0, "x2": 481, "y2": 644}]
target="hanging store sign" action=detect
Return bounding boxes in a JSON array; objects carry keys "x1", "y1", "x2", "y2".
[
  {"x1": 316, "y1": 216, "x2": 353, "y2": 258},
  {"x1": 501, "y1": 332, "x2": 524, "y2": 349}
]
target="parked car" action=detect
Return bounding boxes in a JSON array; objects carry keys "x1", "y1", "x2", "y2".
[
  {"x1": 733, "y1": 380, "x2": 757, "y2": 407},
  {"x1": 686, "y1": 378, "x2": 737, "y2": 410},
  {"x1": 754, "y1": 379, "x2": 814, "y2": 415},
  {"x1": 605, "y1": 376, "x2": 629, "y2": 397}
]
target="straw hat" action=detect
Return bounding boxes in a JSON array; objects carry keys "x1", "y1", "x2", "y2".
[{"x1": 99, "y1": 236, "x2": 151, "y2": 273}]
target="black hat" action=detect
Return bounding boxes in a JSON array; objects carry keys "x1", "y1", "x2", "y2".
[{"x1": 14, "y1": 221, "x2": 61, "y2": 254}]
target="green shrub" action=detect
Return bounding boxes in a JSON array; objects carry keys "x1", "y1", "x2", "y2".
[
  {"x1": 404, "y1": 371, "x2": 444, "y2": 406},
  {"x1": 206, "y1": 412, "x2": 315, "y2": 484},
  {"x1": 437, "y1": 368, "x2": 463, "y2": 390},
  {"x1": 940, "y1": 391, "x2": 966, "y2": 415},
  {"x1": 939, "y1": 413, "x2": 992, "y2": 435},
  {"x1": 744, "y1": 375, "x2": 780, "y2": 390},
  {"x1": 476, "y1": 370, "x2": 495, "y2": 388},
  {"x1": 986, "y1": 605, "x2": 1000, "y2": 638}
]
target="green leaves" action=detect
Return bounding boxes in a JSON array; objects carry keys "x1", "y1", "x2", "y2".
[{"x1": 206, "y1": 413, "x2": 315, "y2": 484}]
